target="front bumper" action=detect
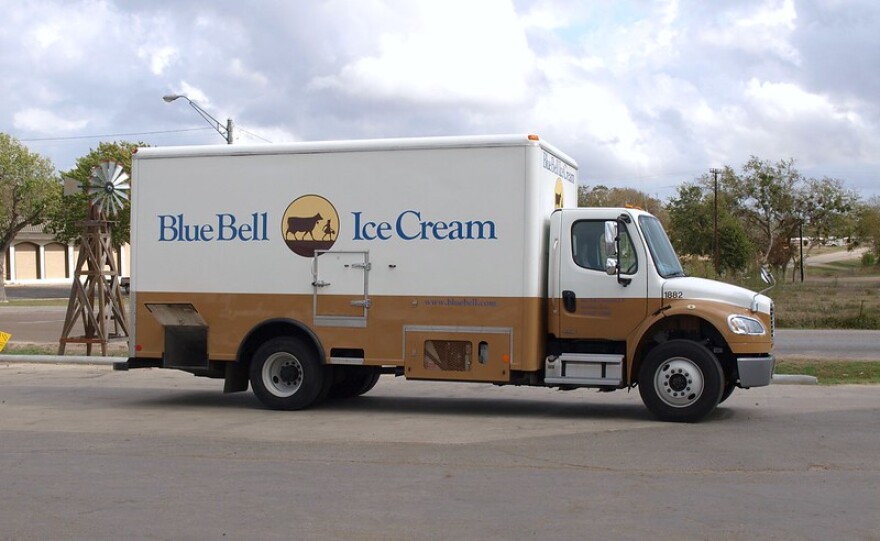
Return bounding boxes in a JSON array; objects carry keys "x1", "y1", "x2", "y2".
[{"x1": 736, "y1": 355, "x2": 775, "y2": 388}]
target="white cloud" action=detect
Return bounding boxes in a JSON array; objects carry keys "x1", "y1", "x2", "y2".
[
  {"x1": 2, "y1": 0, "x2": 879, "y2": 196},
  {"x1": 13, "y1": 107, "x2": 88, "y2": 133},
  {"x1": 138, "y1": 45, "x2": 178, "y2": 75},
  {"x1": 699, "y1": 0, "x2": 801, "y2": 64},
  {"x1": 311, "y1": 0, "x2": 536, "y2": 107}
]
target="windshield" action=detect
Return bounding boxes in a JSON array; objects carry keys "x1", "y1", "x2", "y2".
[{"x1": 639, "y1": 215, "x2": 685, "y2": 278}]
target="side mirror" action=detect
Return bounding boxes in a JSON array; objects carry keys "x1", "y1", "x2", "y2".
[
  {"x1": 604, "y1": 221, "x2": 619, "y2": 276},
  {"x1": 605, "y1": 257, "x2": 618, "y2": 276},
  {"x1": 760, "y1": 266, "x2": 773, "y2": 285},
  {"x1": 604, "y1": 221, "x2": 618, "y2": 257},
  {"x1": 758, "y1": 266, "x2": 776, "y2": 296}
]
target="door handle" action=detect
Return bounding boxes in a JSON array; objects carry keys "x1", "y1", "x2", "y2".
[
  {"x1": 562, "y1": 290, "x2": 576, "y2": 313},
  {"x1": 312, "y1": 280, "x2": 330, "y2": 288}
]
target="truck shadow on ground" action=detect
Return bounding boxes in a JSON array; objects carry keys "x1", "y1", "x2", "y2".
[{"x1": 121, "y1": 388, "x2": 742, "y2": 423}]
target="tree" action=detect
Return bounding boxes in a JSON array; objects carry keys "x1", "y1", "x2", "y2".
[
  {"x1": 0, "y1": 133, "x2": 60, "y2": 302},
  {"x1": 578, "y1": 185, "x2": 667, "y2": 223},
  {"x1": 722, "y1": 157, "x2": 855, "y2": 277},
  {"x1": 667, "y1": 181, "x2": 753, "y2": 275},
  {"x1": 854, "y1": 197, "x2": 880, "y2": 263},
  {"x1": 44, "y1": 141, "x2": 143, "y2": 248}
]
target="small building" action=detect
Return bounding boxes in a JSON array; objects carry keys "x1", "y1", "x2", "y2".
[{"x1": 3, "y1": 224, "x2": 129, "y2": 284}]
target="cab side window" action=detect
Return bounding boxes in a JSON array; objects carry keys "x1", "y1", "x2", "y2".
[
  {"x1": 571, "y1": 221, "x2": 605, "y2": 271},
  {"x1": 571, "y1": 220, "x2": 637, "y2": 274}
]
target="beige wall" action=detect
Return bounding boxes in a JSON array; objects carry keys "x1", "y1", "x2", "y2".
[
  {"x1": 14, "y1": 242, "x2": 39, "y2": 280},
  {"x1": 4, "y1": 240, "x2": 130, "y2": 283},
  {"x1": 44, "y1": 242, "x2": 68, "y2": 279}
]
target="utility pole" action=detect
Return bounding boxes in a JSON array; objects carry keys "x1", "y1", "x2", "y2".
[{"x1": 710, "y1": 168, "x2": 721, "y2": 277}]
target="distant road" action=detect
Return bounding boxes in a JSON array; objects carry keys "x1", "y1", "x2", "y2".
[{"x1": 774, "y1": 329, "x2": 880, "y2": 361}]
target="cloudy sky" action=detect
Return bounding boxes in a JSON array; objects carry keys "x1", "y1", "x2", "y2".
[{"x1": 3, "y1": 0, "x2": 879, "y2": 199}]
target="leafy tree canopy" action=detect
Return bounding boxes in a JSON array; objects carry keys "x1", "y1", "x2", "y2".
[
  {"x1": 0, "y1": 133, "x2": 60, "y2": 301},
  {"x1": 578, "y1": 185, "x2": 667, "y2": 223}
]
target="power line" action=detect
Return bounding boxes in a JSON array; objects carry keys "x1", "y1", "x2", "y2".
[
  {"x1": 19, "y1": 127, "x2": 213, "y2": 142},
  {"x1": 236, "y1": 127, "x2": 273, "y2": 143}
]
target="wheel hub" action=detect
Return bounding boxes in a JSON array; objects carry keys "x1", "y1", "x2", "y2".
[
  {"x1": 669, "y1": 373, "x2": 688, "y2": 392},
  {"x1": 279, "y1": 364, "x2": 300, "y2": 385},
  {"x1": 262, "y1": 352, "x2": 304, "y2": 397},
  {"x1": 654, "y1": 357, "x2": 705, "y2": 408}
]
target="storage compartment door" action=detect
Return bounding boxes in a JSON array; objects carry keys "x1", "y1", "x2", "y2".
[
  {"x1": 313, "y1": 250, "x2": 370, "y2": 327},
  {"x1": 403, "y1": 326, "x2": 512, "y2": 383}
]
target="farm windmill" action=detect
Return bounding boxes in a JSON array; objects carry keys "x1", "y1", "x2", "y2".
[{"x1": 58, "y1": 161, "x2": 131, "y2": 356}]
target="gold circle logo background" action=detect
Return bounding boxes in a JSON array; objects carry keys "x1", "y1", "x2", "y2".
[
  {"x1": 280, "y1": 195, "x2": 340, "y2": 257},
  {"x1": 554, "y1": 178, "x2": 564, "y2": 209}
]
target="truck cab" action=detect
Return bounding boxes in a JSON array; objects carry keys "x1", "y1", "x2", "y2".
[{"x1": 545, "y1": 207, "x2": 775, "y2": 421}]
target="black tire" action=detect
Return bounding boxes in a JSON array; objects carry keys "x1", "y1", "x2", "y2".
[
  {"x1": 718, "y1": 380, "x2": 737, "y2": 404},
  {"x1": 638, "y1": 340, "x2": 724, "y2": 423},
  {"x1": 249, "y1": 337, "x2": 328, "y2": 410},
  {"x1": 328, "y1": 369, "x2": 381, "y2": 400}
]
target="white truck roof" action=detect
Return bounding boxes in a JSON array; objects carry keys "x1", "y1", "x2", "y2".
[{"x1": 134, "y1": 134, "x2": 577, "y2": 168}]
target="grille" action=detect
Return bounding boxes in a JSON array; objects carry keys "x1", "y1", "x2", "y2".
[
  {"x1": 770, "y1": 302, "x2": 776, "y2": 344},
  {"x1": 424, "y1": 340, "x2": 472, "y2": 371}
]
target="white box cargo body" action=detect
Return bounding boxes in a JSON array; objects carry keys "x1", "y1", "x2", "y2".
[{"x1": 130, "y1": 135, "x2": 577, "y2": 382}]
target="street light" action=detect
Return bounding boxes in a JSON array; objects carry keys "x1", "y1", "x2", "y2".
[{"x1": 163, "y1": 94, "x2": 233, "y2": 144}]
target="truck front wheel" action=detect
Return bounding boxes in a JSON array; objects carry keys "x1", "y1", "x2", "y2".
[
  {"x1": 249, "y1": 337, "x2": 328, "y2": 410},
  {"x1": 638, "y1": 340, "x2": 724, "y2": 423}
]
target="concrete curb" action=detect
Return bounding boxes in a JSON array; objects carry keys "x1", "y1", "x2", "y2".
[
  {"x1": 772, "y1": 374, "x2": 819, "y2": 385},
  {"x1": 0, "y1": 354, "x2": 123, "y2": 366}
]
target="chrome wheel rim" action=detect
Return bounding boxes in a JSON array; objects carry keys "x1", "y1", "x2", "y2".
[
  {"x1": 654, "y1": 357, "x2": 705, "y2": 408},
  {"x1": 262, "y1": 352, "x2": 303, "y2": 397}
]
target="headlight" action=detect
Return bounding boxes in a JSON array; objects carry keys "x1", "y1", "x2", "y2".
[{"x1": 728, "y1": 315, "x2": 766, "y2": 336}]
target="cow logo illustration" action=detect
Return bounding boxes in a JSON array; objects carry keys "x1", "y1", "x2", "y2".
[
  {"x1": 554, "y1": 177, "x2": 564, "y2": 209},
  {"x1": 281, "y1": 195, "x2": 339, "y2": 257}
]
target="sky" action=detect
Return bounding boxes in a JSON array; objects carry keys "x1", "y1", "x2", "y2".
[{"x1": 2, "y1": 0, "x2": 879, "y2": 201}]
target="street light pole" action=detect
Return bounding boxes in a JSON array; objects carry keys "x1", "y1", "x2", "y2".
[
  {"x1": 163, "y1": 94, "x2": 233, "y2": 144},
  {"x1": 710, "y1": 167, "x2": 721, "y2": 277}
]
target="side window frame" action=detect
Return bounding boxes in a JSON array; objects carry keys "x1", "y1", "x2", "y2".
[{"x1": 570, "y1": 219, "x2": 638, "y2": 274}]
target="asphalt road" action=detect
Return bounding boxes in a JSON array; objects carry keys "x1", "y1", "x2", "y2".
[
  {"x1": 0, "y1": 364, "x2": 878, "y2": 540},
  {"x1": 773, "y1": 329, "x2": 880, "y2": 360}
]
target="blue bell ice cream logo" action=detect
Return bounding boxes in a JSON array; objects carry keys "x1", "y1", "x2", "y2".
[{"x1": 281, "y1": 195, "x2": 339, "y2": 257}]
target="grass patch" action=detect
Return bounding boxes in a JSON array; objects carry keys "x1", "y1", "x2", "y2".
[
  {"x1": 0, "y1": 343, "x2": 127, "y2": 356},
  {"x1": 771, "y1": 279, "x2": 880, "y2": 329},
  {"x1": 776, "y1": 359, "x2": 880, "y2": 384},
  {"x1": 0, "y1": 299, "x2": 68, "y2": 307},
  {"x1": 0, "y1": 344, "x2": 55, "y2": 355}
]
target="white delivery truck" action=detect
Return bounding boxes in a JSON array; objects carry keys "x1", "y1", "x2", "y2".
[{"x1": 120, "y1": 134, "x2": 775, "y2": 422}]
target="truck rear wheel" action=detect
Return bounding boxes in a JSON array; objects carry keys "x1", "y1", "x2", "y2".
[
  {"x1": 249, "y1": 337, "x2": 328, "y2": 410},
  {"x1": 328, "y1": 369, "x2": 381, "y2": 399},
  {"x1": 638, "y1": 340, "x2": 724, "y2": 423}
]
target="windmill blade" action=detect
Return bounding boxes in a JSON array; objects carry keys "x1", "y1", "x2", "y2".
[
  {"x1": 63, "y1": 176, "x2": 82, "y2": 196},
  {"x1": 109, "y1": 191, "x2": 127, "y2": 213},
  {"x1": 106, "y1": 162, "x2": 128, "y2": 185},
  {"x1": 89, "y1": 192, "x2": 106, "y2": 213}
]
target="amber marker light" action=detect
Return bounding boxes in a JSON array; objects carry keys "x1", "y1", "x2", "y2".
[
  {"x1": 502, "y1": 354, "x2": 510, "y2": 363},
  {"x1": 528, "y1": 134, "x2": 540, "y2": 141}
]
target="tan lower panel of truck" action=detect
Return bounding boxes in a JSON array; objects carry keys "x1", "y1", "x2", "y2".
[{"x1": 134, "y1": 292, "x2": 546, "y2": 374}]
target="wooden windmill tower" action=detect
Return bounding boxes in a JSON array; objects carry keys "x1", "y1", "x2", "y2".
[{"x1": 58, "y1": 161, "x2": 131, "y2": 356}]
